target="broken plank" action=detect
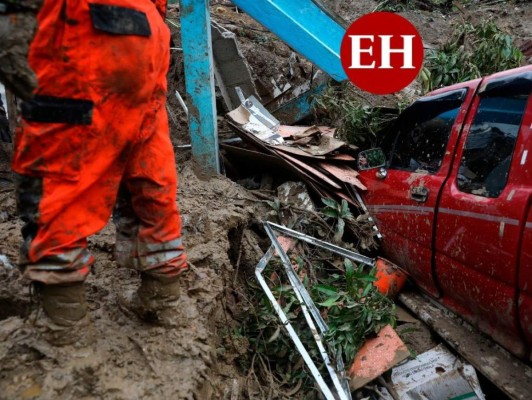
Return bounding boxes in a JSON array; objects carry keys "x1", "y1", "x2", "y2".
[
  {"x1": 318, "y1": 163, "x2": 367, "y2": 191},
  {"x1": 328, "y1": 153, "x2": 357, "y2": 162},
  {"x1": 274, "y1": 150, "x2": 342, "y2": 190},
  {"x1": 277, "y1": 125, "x2": 320, "y2": 138},
  {"x1": 275, "y1": 145, "x2": 327, "y2": 159}
]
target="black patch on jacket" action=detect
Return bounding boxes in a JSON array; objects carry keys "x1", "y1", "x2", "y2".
[
  {"x1": 89, "y1": 3, "x2": 151, "y2": 37},
  {"x1": 21, "y1": 95, "x2": 94, "y2": 125}
]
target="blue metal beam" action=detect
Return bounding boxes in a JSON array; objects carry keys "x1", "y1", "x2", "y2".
[
  {"x1": 179, "y1": 0, "x2": 220, "y2": 173},
  {"x1": 230, "y1": 0, "x2": 347, "y2": 82}
]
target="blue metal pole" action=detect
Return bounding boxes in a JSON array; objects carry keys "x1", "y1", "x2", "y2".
[
  {"x1": 179, "y1": 0, "x2": 220, "y2": 173},
  {"x1": 231, "y1": 0, "x2": 347, "y2": 82}
]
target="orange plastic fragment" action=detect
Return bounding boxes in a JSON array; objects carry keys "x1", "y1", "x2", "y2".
[
  {"x1": 348, "y1": 324, "x2": 410, "y2": 390},
  {"x1": 373, "y1": 258, "x2": 408, "y2": 298}
]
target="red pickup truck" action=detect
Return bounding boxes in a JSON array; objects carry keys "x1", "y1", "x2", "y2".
[{"x1": 357, "y1": 65, "x2": 532, "y2": 361}]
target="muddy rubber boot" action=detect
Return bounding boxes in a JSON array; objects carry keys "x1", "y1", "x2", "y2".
[
  {"x1": 32, "y1": 283, "x2": 95, "y2": 347},
  {"x1": 121, "y1": 273, "x2": 181, "y2": 327}
]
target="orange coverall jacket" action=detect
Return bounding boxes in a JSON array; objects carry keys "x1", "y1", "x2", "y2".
[{"x1": 12, "y1": 0, "x2": 187, "y2": 284}]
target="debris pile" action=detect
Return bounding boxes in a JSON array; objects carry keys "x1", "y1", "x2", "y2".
[
  {"x1": 240, "y1": 204, "x2": 487, "y2": 399},
  {"x1": 223, "y1": 90, "x2": 385, "y2": 253}
]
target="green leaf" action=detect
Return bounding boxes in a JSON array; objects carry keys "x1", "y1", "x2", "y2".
[
  {"x1": 352, "y1": 272, "x2": 376, "y2": 282},
  {"x1": 321, "y1": 209, "x2": 339, "y2": 218},
  {"x1": 318, "y1": 295, "x2": 341, "y2": 308},
  {"x1": 315, "y1": 284, "x2": 339, "y2": 296},
  {"x1": 362, "y1": 282, "x2": 374, "y2": 297},
  {"x1": 345, "y1": 258, "x2": 355, "y2": 287},
  {"x1": 321, "y1": 198, "x2": 338, "y2": 208},
  {"x1": 341, "y1": 199, "x2": 349, "y2": 216}
]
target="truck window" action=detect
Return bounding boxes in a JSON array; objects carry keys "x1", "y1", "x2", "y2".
[
  {"x1": 457, "y1": 94, "x2": 528, "y2": 198},
  {"x1": 388, "y1": 101, "x2": 461, "y2": 173}
]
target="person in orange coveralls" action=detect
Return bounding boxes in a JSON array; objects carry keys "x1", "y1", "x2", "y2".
[{"x1": 3, "y1": 0, "x2": 188, "y2": 346}]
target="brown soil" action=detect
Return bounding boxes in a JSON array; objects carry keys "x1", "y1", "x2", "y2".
[
  {"x1": 324, "y1": 0, "x2": 532, "y2": 53},
  {"x1": 0, "y1": 162, "x2": 268, "y2": 399}
]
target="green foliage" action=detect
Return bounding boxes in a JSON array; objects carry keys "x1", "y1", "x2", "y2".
[
  {"x1": 245, "y1": 257, "x2": 396, "y2": 380},
  {"x1": 375, "y1": 0, "x2": 454, "y2": 12},
  {"x1": 239, "y1": 196, "x2": 394, "y2": 396},
  {"x1": 317, "y1": 259, "x2": 396, "y2": 363},
  {"x1": 421, "y1": 20, "x2": 523, "y2": 92},
  {"x1": 320, "y1": 197, "x2": 380, "y2": 250},
  {"x1": 250, "y1": 282, "x2": 306, "y2": 358},
  {"x1": 375, "y1": 0, "x2": 417, "y2": 12},
  {"x1": 312, "y1": 83, "x2": 400, "y2": 148},
  {"x1": 321, "y1": 198, "x2": 354, "y2": 243}
]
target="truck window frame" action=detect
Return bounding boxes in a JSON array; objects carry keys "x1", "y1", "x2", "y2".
[
  {"x1": 384, "y1": 88, "x2": 468, "y2": 174},
  {"x1": 456, "y1": 93, "x2": 529, "y2": 198}
]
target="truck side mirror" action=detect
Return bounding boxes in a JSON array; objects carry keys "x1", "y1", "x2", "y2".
[{"x1": 358, "y1": 148, "x2": 386, "y2": 170}]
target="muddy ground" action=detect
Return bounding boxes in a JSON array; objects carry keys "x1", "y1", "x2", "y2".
[
  {"x1": 0, "y1": 1, "x2": 531, "y2": 399},
  {"x1": 0, "y1": 161, "x2": 273, "y2": 399}
]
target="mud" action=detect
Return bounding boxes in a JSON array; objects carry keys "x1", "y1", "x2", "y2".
[
  {"x1": 0, "y1": 162, "x2": 266, "y2": 399},
  {"x1": 325, "y1": 0, "x2": 532, "y2": 53}
]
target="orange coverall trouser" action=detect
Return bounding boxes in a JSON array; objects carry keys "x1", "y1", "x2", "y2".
[{"x1": 12, "y1": 0, "x2": 187, "y2": 285}]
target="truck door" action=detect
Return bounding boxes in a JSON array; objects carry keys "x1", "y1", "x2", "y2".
[
  {"x1": 519, "y1": 208, "x2": 532, "y2": 362},
  {"x1": 359, "y1": 87, "x2": 474, "y2": 297},
  {"x1": 435, "y1": 69, "x2": 532, "y2": 358}
]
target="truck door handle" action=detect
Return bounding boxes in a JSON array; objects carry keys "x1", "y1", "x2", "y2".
[{"x1": 410, "y1": 186, "x2": 429, "y2": 203}]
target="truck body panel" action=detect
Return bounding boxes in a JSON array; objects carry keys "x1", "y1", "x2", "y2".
[{"x1": 359, "y1": 65, "x2": 532, "y2": 359}]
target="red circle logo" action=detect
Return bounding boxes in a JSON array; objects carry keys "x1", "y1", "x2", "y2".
[{"x1": 340, "y1": 12, "x2": 424, "y2": 95}]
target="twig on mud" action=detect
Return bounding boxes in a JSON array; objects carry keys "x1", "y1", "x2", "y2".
[
  {"x1": 165, "y1": 18, "x2": 180, "y2": 29},
  {"x1": 187, "y1": 262, "x2": 207, "y2": 279},
  {"x1": 177, "y1": 189, "x2": 258, "y2": 204},
  {"x1": 212, "y1": 16, "x2": 270, "y2": 33},
  {"x1": 257, "y1": 352, "x2": 277, "y2": 398},
  {"x1": 247, "y1": 353, "x2": 267, "y2": 399},
  {"x1": 481, "y1": 0, "x2": 506, "y2": 5},
  {"x1": 127, "y1": 335, "x2": 158, "y2": 375},
  {"x1": 233, "y1": 232, "x2": 245, "y2": 286},
  {"x1": 372, "y1": 0, "x2": 390, "y2": 12},
  {"x1": 231, "y1": 378, "x2": 240, "y2": 400},
  {"x1": 377, "y1": 376, "x2": 401, "y2": 400},
  {"x1": 283, "y1": 378, "x2": 303, "y2": 398},
  {"x1": 249, "y1": 190, "x2": 276, "y2": 200},
  {"x1": 166, "y1": 104, "x2": 180, "y2": 129},
  {"x1": 365, "y1": 385, "x2": 390, "y2": 400},
  {"x1": 290, "y1": 206, "x2": 334, "y2": 234}
]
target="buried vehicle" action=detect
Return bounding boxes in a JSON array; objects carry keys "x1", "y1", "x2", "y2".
[{"x1": 357, "y1": 65, "x2": 532, "y2": 362}]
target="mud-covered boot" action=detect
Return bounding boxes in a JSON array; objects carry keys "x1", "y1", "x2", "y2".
[
  {"x1": 31, "y1": 283, "x2": 95, "y2": 347},
  {"x1": 121, "y1": 273, "x2": 181, "y2": 327}
]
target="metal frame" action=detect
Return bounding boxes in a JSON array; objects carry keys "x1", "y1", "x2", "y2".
[
  {"x1": 256, "y1": 222, "x2": 370, "y2": 399},
  {"x1": 255, "y1": 246, "x2": 338, "y2": 400},
  {"x1": 267, "y1": 222, "x2": 375, "y2": 266}
]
